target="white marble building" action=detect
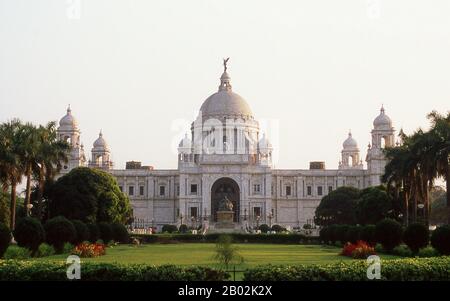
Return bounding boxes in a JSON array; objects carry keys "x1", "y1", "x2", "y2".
[{"x1": 56, "y1": 63, "x2": 395, "y2": 230}]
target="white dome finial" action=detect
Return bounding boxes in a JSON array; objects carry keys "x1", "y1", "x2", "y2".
[{"x1": 219, "y1": 58, "x2": 232, "y2": 91}]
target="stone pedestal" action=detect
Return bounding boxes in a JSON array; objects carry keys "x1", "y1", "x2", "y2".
[{"x1": 216, "y1": 211, "x2": 234, "y2": 229}]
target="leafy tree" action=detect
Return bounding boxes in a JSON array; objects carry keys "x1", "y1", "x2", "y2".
[
  {"x1": 357, "y1": 187, "x2": 394, "y2": 225},
  {"x1": 47, "y1": 167, "x2": 132, "y2": 224},
  {"x1": 314, "y1": 187, "x2": 360, "y2": 226},
  {"x1": 213, "y1": 235, "x2": 244, "y2": 270}
]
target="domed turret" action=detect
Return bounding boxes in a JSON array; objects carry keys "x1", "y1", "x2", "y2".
[
  {"x1": 258, "y1": 133, "x2": 273, "y2": 151},
  {"x1": 342, "y1": 131, "x2": 358, "y2": 150},
  {"x1": 373, "y1": 105, "x2": 392, "y2": 128},
  {"x1": 339, "y1": 131, "x2": 362, "y2": 170},
  {"x1": 89, "y1": 131, "x2": 113, "y2": 170},
  {"x1": 59, "y1": 105, "x2": 78, "y2": 130},
  {"x1": 178, "y1": 133, "x2": 192, "y2": 150},
  {"x1": 93, "y1": 130, "x2": 109, "y2": 151}
]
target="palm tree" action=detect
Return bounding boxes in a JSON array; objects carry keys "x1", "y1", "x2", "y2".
[
  {"x1": 17, "y1": 122, "x2": 40, "y2": 216},
  {"x1": 426, "y1": 111, "x2": 450, "y2": 224},
  {"x1": 34, "y1": 122, "x2": 70, "y2": 218},
  {"x1": 0, "y1": 119, "x2": 24, "y2": 230}
]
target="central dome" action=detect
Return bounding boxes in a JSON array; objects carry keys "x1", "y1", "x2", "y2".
[
  {"x1": 200, "y1": 65, "x2": 253, "y2": 119},
  {"x1": 200, "y1": 90, "x2": 253, "y2": 119}
]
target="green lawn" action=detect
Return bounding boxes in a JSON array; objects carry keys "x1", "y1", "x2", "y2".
[{"x1": 35, "y1": 243, "x2": 399, "y2": 269}]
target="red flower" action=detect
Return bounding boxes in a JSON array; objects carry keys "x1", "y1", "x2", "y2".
[{"x1": 341, "y1": 240, "x2": 376, "y2": 259}]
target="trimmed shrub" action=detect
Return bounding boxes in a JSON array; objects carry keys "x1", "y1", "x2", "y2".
[
  {"x1": 44, "y1": 216, "x2": 76, "y2": 253},
  {"x1": 271, "y1": 225, "x2": 286, "y2": 233},
  {"x1": 3, "y1": 245, "x2": 31, "y2": 260},
  {"x1": 319, "y1": 227, "x2": 331, "y2": 244},
  {"x1": 13, "y1": 217, "x2": 45, "y2": 254},
  {"x1": 374, "y1": 243, "x2": 384, "y2": 253},
  {"x1": 111, "y1": 223, "x2": 130, "y2": 243},
  {"x1": 392, "y1": 244, "x2": 413, "y2": 257},
  {"x1": 71, "y1": 220, "x2": 90, "y2": 244},
  {"x1": 243, "y1": 257, "x2": 450, "y2": 281},
  {"x1": 0, "y1": 262, "x2": 230, "y2": 281},
  {"x1": 37, "y1": 243, "x2": 55, "y2": 257},
  {"x1": 403, "y1": 223, "x2": 429, "y2": 253},
  {"x1": 375, "y1": 219, "x2": 403, "y2": 252},
  {"x1": 161, "y1": 224, "x2": 178, "y2": 233},
  {"x1": 345, "y1": 226, "x2": 361, "y2": 244},
  {"x1": 178, "y1": 224, "x2": 188, "y2": 234},
  {"x1": 63, "y1": 242, "x2": 74, "y2": 254},
  {"x1": 0, "y1": 223, "x2": 11, "y2": 258},
  {"x1": 87, "y1": 223, "x2": 100, "y2": 243},
  {"x1": 360, "y1": 225, "x2": 377, "y2": 246},
  {"x1": 418, "y1": 246, "x2": 439, "y2": 258},
  {"x1": 335, "y1": 225, "x2": 350, "y2": 243},
  {"x1": 258, "y1": 224, "x2": 270, "y2": 233},
  {"x1": 97, "y1": 223, "x2": 113, "y2": 243},
  {"x1": 328, "y1": 224, "x2": 340, "y2": 244},
  {"x1": 430, "y1": 225, "x2": 450, "y2": 255}
]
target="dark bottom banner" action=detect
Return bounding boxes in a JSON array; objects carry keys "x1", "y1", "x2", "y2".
[{"x1": 1, "y1": 281, "x2": 447, "y2": 299}]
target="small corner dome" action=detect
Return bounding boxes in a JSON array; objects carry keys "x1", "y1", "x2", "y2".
[
  {"x1": 59, "y1": 106, "x2": 78, "y2": 128},
  {"x1": 93, "y1": 131, "x2": 109, "y2": 150},
  {"x1": 258, "y1": 134, "x2": 272, "y2": 149},
  {"x1": 373, "y1": 106, "x2": 392, "y2": 128},
  {"x1": 343, "y1": 132, "x2": 358, "y2": 149},
  {"x1": 178, "y1": 134, "x2": 192, "y2": 148}
]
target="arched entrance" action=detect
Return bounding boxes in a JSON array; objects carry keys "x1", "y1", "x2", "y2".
[{"x1": 211, "y1": 177, "x2": 240, "y2": 222}]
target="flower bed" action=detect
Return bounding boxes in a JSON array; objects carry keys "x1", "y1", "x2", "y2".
[
  {"x1": 341, "y1": 241, "x2": 376, "y2": 259},
  {"x1": 73, "y1": 243, "x2": 106, "y2": 258}
]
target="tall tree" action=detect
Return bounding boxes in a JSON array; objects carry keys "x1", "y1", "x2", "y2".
[
  {"x1": 0, "y1": 119, "x2": 24, "y2": 229},
  {"x1": 34, "y1": 121, "x2": 70, "y2": 219},
  {"x1": 17, "y1": 122, "x2": 40, "y2": 216},
  {"x1": 426, "y1": 111, "x2": 450, "y2": 223}
]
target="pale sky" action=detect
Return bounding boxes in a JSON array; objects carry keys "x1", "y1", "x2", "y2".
[{"x1": 1, "y1": 0, "x2": 449, "y2": 170}]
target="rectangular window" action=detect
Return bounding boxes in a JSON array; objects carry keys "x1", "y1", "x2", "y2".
[
  {"x1": 176, "y1": 185, "x2": 180, "y2": 196},
  {"x1": 190, "y1": 184, "x2": 198, "y2": 195},
  {"x1": 128, "y1": 186, "x2": 134, "y2": 196},
  {"x1": 328, "y1": 186, "x2": 333, "y2": 193},
  {"x1": 159, "y1": 186, "x2": 165, "y2": 196},
  {"x1": 286, "y1": 185, "x2": 291, "y2": 196},
  {"x1": 317, "y1": 186, "x2": 323, "y2": 196},
  {"x1": 253, "y1": 207, "x2": 261, "y2": 218},
  {"x1": 253, "y1": 184, "x2": 261, "y2": 193},
  {"x1": 190, "y1": 207, "x2": 198, "y2": 218},
  {"x1": 307, "y1": 186, "x2": 312, "y2": 196},
  {"x1": 139, "y1": 186, "x2": 145, "y2": 196}
]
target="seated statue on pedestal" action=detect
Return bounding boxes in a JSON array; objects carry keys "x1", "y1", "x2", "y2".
[{"x1": 218, "y1": 195, "x2": 233, "y2": 212}]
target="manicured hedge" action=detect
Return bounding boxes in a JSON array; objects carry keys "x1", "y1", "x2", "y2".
[
  {"x1": 243, "y1": 256, "x2": 450, "y2": 281},
  {"x1": 0, "y1": 261, "x2": 229, "y2": 281},
  {"x1": 132, "y1": 233, "x2": 317, "y2": 244}
]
